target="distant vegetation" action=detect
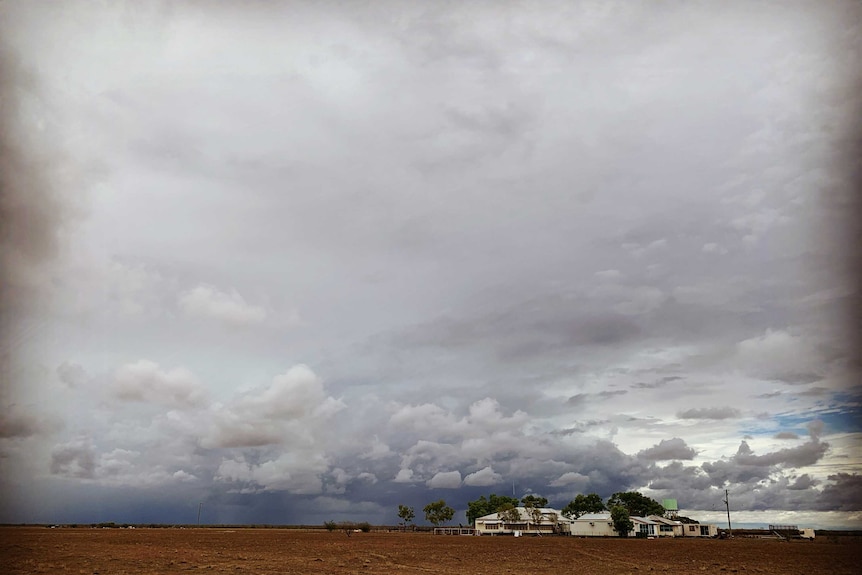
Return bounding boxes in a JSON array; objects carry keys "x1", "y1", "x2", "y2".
[
  {"x1": 323, "y1": 520, "x2": 371, "y2": 535},
  {"x1": 423, "y1": 500, "x2": 455, "y2": 527}
]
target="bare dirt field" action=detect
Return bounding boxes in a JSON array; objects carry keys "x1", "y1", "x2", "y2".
[{"x1": 2, "y1": 527, "x2": 859, "y2": 575}]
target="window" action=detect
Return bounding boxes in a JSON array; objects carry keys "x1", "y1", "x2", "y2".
[
  {"x1": 689, "y1": 525, "x2": 696, "y2": 532},
  {"x1": 486, "y1": 523, "x2": 499, "y2": 530}
]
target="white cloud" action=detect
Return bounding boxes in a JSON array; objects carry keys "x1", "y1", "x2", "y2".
[
  {"x1": 701, "y1": 242, "x2": 728, "y2": 255},
  {"x1": 360, "y1": 436, "x2": 395, "y2": 460},
  {"x1": 214, "y1": 452, "x2": 329, "y2": 494},
  {"x1": 463, "y1": 466, "x2": 503, "y2": 487},
  {"x1": 202, "y1": 364, "x2": 345, "y2": 448},
  {"x1": 735, "y1": 329, "x2": 824, "y2": 383},
  {"x1": 426, "y1": 470, "x2": 462, "y2": 489},
  {"x1": 178, "y1": 284, "x2": 266, "y2": 326},
  {"x1": 393, "y1": 468, "x2": 415, "y2": 483},
  {"x1": 595, "y1": 269, "x2": 623, "y2": 281},
  {"x1": 172, "y1": 470, "x2": 197, "y2": 482},
  {"x1": 113, "y1": 360, "x2": 207, "y2": 408}
]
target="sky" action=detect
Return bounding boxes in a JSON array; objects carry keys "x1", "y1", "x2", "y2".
[{"x1": 1, "y1": 0, "x2": 861, "y2": 529}]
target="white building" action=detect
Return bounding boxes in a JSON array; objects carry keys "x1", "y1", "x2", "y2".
[
  {"x1": 646, "y1": 515, "x2": 684, "y2": 537},
  {"x1": 474, "y1": 507, "x2": 570, "y2": 536},
  {"x1": 799, "y1": 528, "x2": 815, "y2": 540},
  {"x1": 681, "y1": 522, "x2": 719, "y2": 537},
  {"x1": 566, "y1": 513, "x2": 617, "y2": 537},
  {"x1": 567, "y1": 513, "x2": 701, "y2": 538},
  {"x1": 630, "y1": 516, "x2": 661, "y2": 537}
]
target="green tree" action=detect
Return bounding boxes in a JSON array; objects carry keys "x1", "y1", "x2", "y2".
[
  {"x1": 497, "y1": 503, "x2": 523, "y2": 524},
  {"x1": 466, "y1": 494, "x2": 520, "y2": 525},
  {"x1": 606, "y1": 492, "x2": 664, "y2": 517},
  {"x1": 520, "y1": 494, "x2": 549, "y2": 508},
  {"x1": 561, "y1": 493, "x2": 606, "y2": 519},
  {"x1": 610, "y1": 506, "x2": 634, "y2": 537},
  {"x1": 397, "y1": 504, "x2": 415, "y2": 529},
  {"x1": 423, "y1": 499, "x2": 455, "y2": 527},
  {"x1": 521, "y1": 494, "x2": 548, "y2": 528}
]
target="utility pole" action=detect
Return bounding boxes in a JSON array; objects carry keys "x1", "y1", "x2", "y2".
[
  {"x1": 197, "y1": 502, "x2": 203, "y2": 526},
  {"x1": 723, "y1": 489, "x2": 732, "y2": 537}
]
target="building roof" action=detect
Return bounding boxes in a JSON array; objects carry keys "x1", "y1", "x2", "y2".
[
  {"x1": 646, "y1": 515, "x2": 683, "y2": 526},
  {"x1": 571, "y1": 513, "x2": 612, "y2": 521},
  {"x1": 630, "y1": 516, "x2": 660, "y2": 525},
  {"x1": 475, "y1": 507, "x2": 571, "y2": 524}
]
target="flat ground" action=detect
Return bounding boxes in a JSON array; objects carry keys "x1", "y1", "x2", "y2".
[{"x1": 2, "y1": 528, "x2": 859, "y2": 575}]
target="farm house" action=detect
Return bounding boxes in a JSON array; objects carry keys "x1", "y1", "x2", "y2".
[
  {"x1": 567, "y1": 513, "x2": 707, "y2": 538},
  {"x1": 474, "y1": 507, "x2": 571, "y2": 536},
  {"x1": 682, "y1": 523, "x2": 719, "y2": 537},
  {"x1": 567, "y1": 513, "x2": 660, "y2": 537},
  {"x1": 646, "y1": 515, "x2": 685, "y2": 537},
  {"x1": 631, "y1": 516, "x2": 661, "y2": 537}
]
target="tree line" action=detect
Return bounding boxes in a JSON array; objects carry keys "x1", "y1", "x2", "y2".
[
  {"x1": 463, "y1": 490, "x2": 666, "y2": 537},
  {"x1": 332, "y1": 490, "x2": 665, "y2": 536}
]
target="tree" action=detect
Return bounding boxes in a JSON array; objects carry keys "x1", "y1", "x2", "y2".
[
  {"x1": 520, "y1": 494, "x2": 549, "y2": 509},
  {"x1": 606, "y1": 492, "x2": 665, "y2": 517},
  {"x1": 610, "y1": 506, "x2": 634, "y2": 537},
  {"x1": 338, "y1": 521, "x2": 356, "y2": 536},
  {"x1": 397, "y1": 504, "x2": 415, "y2": 529},
  {"x1": 423, "y1": 499, "x2": 455, "y2": 527},
  {"x1": 497, "y1": 503, "x2": 523, "y2": 524},
  {"x1": 521, "y1": 494, "x2": 548, "y2": 529},
  {"x1": 561, "y1": 493, "x2": 606, "y2": 519},
  {"x1": 466, "y1": 494, "x2": 520, "y2": 525}
]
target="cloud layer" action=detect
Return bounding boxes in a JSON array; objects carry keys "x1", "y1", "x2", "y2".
[{"x1": 1, "y1": 0, "x2": 860, "y2": 529}]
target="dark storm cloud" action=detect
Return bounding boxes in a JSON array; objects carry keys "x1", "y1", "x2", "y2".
[
  {"x1": 787, "y1": 474, "x2": 819, "y2": 490},
  {"x1": 550, "y1": 420, "x2": 610, "y2": 436},
  {"x1": 818, "y1": 473, "x2": 862, "y2": 511},
  {"x1": 50, "y1": 439, "x2": 97, "y2": 479},
  {"x1": 647, "y1": 461, "x2": 714, "y2": 492},
  {"x1": 697, "y1": 436, "x2": 829, "y2": 490},
  {"x1": 0, "y1": 46, "x2": 62, "y2": 295},
  {"x1": 0, "y1": 407, "x2": 62, "y2": 439},
  {"x1": 731, "y1": 438, "x2": 829, "y2": 468},
  {"x1": 632, "y1": 376, "x2": 683, "y2": 390},
  {"x1": 637, "y1": 438, "x2": 697, "y2": 461}
]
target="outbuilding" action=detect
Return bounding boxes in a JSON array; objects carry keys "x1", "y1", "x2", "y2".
[
  {"x1": 646, "y1": 515, "x2": 684, "y2": 537},
  {"x1": 682, "y1": 523, "x2": 719, "y2": 537},
  {"x1": 566, "y1": 513, "x2": 617, "y2": 537}
]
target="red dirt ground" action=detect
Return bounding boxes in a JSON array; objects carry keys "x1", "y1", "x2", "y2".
[{"x1": 2, "y1": 528, "x2": 859, "y2": 575}]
